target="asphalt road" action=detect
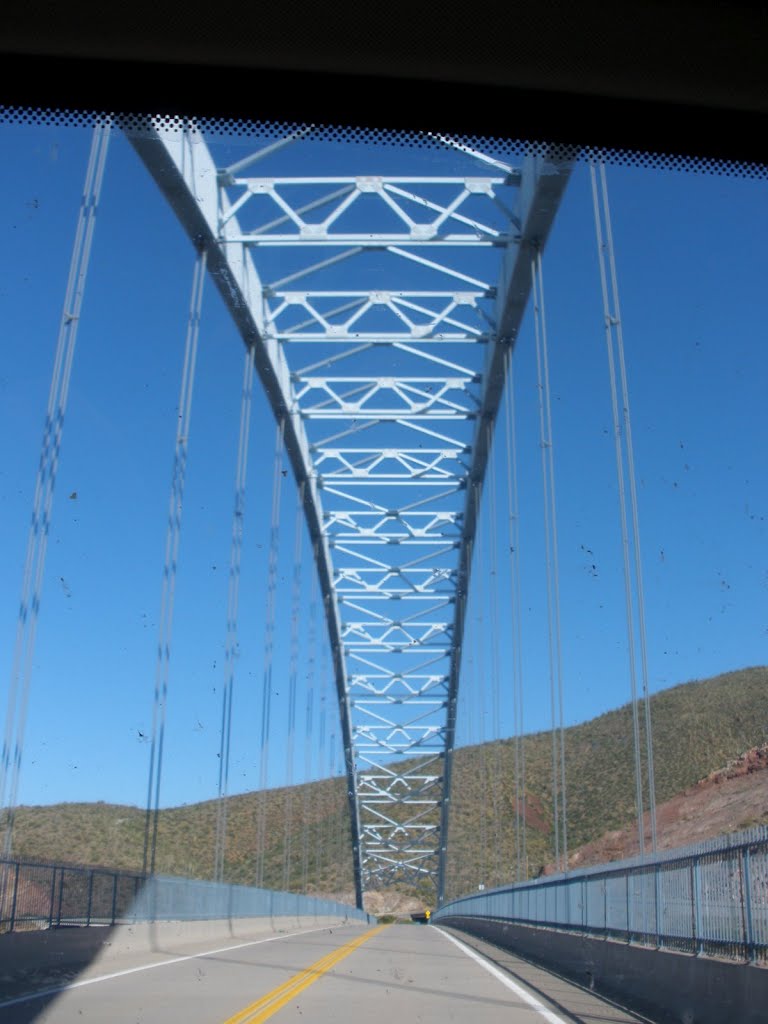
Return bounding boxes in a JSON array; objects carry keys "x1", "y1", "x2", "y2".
[{"x1": 0, "y1": 922, "x2": 654, "y2": 1023}]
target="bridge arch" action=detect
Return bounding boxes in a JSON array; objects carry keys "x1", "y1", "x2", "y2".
[{"x1": 124, "y1": 118, "x2": 573, "y2": 907}]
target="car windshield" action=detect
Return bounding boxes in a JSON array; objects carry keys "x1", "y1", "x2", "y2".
[{"x1": 1, "y1": 111, "x2": 766, "y2": 1022}]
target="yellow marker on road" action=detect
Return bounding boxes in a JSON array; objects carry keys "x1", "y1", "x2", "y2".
[{"x1": 223, "y1": 924, "x2": 387, "y2": 1024}]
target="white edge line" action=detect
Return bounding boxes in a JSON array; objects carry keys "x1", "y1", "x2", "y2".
[
  {"x1": 433, "y1": 926, "x2": 569, "y2": 1024},
  {"x1": 0, "y1": 923, "x2": 353, "y2": 1010}
]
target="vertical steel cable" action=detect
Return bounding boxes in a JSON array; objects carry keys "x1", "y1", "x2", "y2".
[
  {"x1": 504, "y1": 351, "x2": 527, "y2": 881},
  {"x1": 300, "y1": 552, "x2": 318, "y2": 894},
  {"x1": 532, "y1": 249, "x2": 568, "y2": 873},
  {"x1": 282, "y1": 484, "x2": 305, "y2": 890},
  {"x1": 315, "y1": 640, "x2": 330, "y2": 889},
  {"x1": 486, "y1": 422, "x2": 503, "y2": 886},
  {"x1": 600, "y1": 163, "x2": 658, "y2": 854},
  {"x1": 590, "y1": 161, "x2": 657, "y2": 854},
  {"x1": 590, "y1": 162, "x2": 644, "y2": 857},
  {"x1": 473, "y1": 483, "x2": 489, "y2": 888},
  {"x1": 541, "y1": 253, "x2": 569, "y2": 875},
  {"x1": 335, "y1": 743, "x2": 346, "y2": 893},
  {"x1": 464, "y1": 593, "x2": 475, "y2": 751},
  {"x1": 213, "y1": 343, "x2": 256, "y2": 883},
  {"x1": 255, "y1": 418, "x2": 286, "y2": 887},
  {"x1": 144, "y1": 246, "x2": 207, "y2": 876},
  {"x1": 1, "y1": 122, "x2": 110, "y2": 859},
  {"x1": 533, "y1": 256, "x2": 559, "y2": 871},
  {"x1": 326, "y1": 719, "x2": 337, "y2": 891},
  {"x1": 459, "y1": 570, "x2": 476, "y2": 893}
]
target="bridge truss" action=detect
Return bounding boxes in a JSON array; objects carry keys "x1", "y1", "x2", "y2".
[{"x1": 126, "y1": 120, "x2": 572, "y2": 907}]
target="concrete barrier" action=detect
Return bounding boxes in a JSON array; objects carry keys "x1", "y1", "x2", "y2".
[
  {"x1": 100, "y1": 913, "x2": 363, "y2": 959},
  {"x1": 0, "y1": 914, "x2": 366, "y2": 1002},
  {"x1": 439, "y1": 916, "x2": 768, "y2": 1024}
]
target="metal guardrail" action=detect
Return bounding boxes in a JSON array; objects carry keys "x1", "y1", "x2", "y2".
[
  {"x1": 435, "y1": 825, "x2": 768, "y2": 964},
  {"x1": 0, "y1": 859, "x2": 372, "y2": 932},
  {"x1": 130, "y1": 875, "x2": 372, "y2": 925}
]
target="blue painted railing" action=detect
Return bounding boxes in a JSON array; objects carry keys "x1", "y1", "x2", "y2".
[
  {"x1": 0, "y1": 859, "x2": 372, "y2": 932},
  {"x1": 435, "y1": 825, "x2": 768, "y2": 963}
]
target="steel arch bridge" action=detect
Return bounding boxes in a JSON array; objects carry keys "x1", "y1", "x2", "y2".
[{"x1": 125, "y1": 119, "x2": 573, "y2": 908}]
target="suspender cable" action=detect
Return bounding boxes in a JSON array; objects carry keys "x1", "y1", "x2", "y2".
[
  {"x1": 534, "y1": 259, "x2": 558, "y2": 870},
  {"x1": 448, "y1": 510, "x2": 476, "y2": 897},
  {"x1": 327, "y1": 719, "x2": 337, "y2": 891},
  {"x1": 213, "y1": 342, "x2": 256, "y2": 883},
  {"x1": 486, "y1": 422, "x2": 503, "y2": 886},
  {"x1": 316, "y1": 640, "x2": 329, "y2": 888},
  {"x1": 335, "y1": 736, "x2": 346, "y2": 892},
  {"x1": 282, "y1": 483, "x2": 305, "y2": 890},
  {"x1": 255, "y1": 417, "x2": 286, "y2": 887},
  {"x1": 473, "y1": 483, "x2": 489, "y2": 889},
  {"x1": 454, "y1": 567, "x2": 476, "y2": 896},
  {"x1": 464, "y1": 601, "x2": 475, "y2": 755},
  {"x1": 603, "y1": 165, "x2": 658, "y2": 855},
  {"x1": 532, "y1": 249, "x2": 568, "y2": 874},
  {"x1": 590, "y1": 160, "x2": 657, "y2": 855},
  {"x1": 504, "y1": 351, "x2": 527, "y2": 881},
  {"x1": 143, "y1": 246, "x2": 207, "y2": 877},
  {"x1": 301, "y1": 552, "x2": 318, "y2": 894},
  {"x1": 1, "y1": 122, "x2": 110, "y2": 860},
  {"x1": 591, "y1": 162, "x2": 645, "y2": 856}
]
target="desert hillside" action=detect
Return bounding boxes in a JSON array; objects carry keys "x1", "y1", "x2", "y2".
[{"x1": 8, "y1": 666, "x2": 767, "y2": 907}]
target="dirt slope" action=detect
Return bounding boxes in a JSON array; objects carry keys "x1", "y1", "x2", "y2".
[{"x1": 559, "y1": 745, "x2": 768, "y2": 872}]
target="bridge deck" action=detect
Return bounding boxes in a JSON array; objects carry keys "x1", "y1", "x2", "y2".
[{"x1": 2, "y1": 922, "x2": 652, "y2": 1023}]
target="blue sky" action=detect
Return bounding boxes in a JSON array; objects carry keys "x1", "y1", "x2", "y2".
[{"x1": 0, "y1": 121, "x2": 766, "y2": 810}]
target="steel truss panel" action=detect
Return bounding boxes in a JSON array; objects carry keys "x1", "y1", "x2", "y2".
[{"x1": 125, "y1": 120, "x2": 572, "y2": 905}]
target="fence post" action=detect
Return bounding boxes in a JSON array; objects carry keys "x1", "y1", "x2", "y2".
[
  {"x1": 86, "y1": 870, "x2": 94, "y2": 927},
  {"x1": 742, "y1": 847, "x2": 755, "y2": 963},
  {"x1": 692, "y1": 858, "x2": 703, "y2": 956},
  {"x1": 655, "y1": 863, "x2": 662, "y2": 949},
  {"x1": 9, "y1": 862, "x2": 21, "y2": 932},
  {"x1": 625, "y1": 869, "x2": 631, "y2": 943},
  {"x1": 110, "y1": 873, "x2": 118, "y2": 925},
  {"x1": 57, "y1": 868, "x2": 65, "y2": 926},
  {"x1": 48, "y1": 866, "x2": 57, "y2": 929},
  {"x1": 582, "y1": 876, "x2": 587, "y2": 930}
]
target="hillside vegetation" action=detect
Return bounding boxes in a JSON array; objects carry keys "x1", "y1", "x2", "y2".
[
  {"x1": 9, "y1": 666, "x2": 767, "y2": 903},
  {"x1": 11, "y1": 776, "x2": 355, "y2": 898},
  {"x1": 444, "y1": 665, "x2": 768, "y2": 896}
]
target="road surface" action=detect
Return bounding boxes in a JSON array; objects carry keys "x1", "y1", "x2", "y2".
[{"x1": 1, "y1": 922, "x2": 655, "y2": 1023}]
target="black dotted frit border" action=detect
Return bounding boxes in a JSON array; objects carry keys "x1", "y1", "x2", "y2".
[{"x1": 1, "y1": 107, "x2": 766, "y2": 180}]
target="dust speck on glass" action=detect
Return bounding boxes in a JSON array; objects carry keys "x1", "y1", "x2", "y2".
[{"x1": 0, "y1": 107, "x2": 765, "y2": 937}]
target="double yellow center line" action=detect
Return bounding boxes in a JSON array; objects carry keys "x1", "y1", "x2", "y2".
[{"x1": 223, "y1": 924, "x2": 388, "y2": 1024}]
